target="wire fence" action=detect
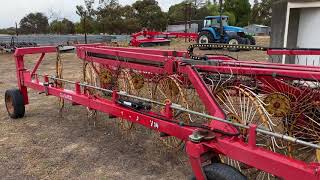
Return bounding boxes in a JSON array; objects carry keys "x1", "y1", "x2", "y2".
[{"x1": 0, "y1": 34, "x2": 131, "y2": 45}]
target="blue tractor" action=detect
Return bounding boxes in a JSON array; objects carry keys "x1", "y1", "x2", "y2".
[{"x1": 197, "y1": 16, "x2": 255, "y2": 48}]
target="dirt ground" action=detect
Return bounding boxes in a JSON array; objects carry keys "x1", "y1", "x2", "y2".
[{"x1": 0, "y1": 37, "x2": 270, "y2": 180}]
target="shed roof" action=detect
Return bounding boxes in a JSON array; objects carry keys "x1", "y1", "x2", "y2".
[{"x1": 245, "y1": 24, "x2": 269, "y2": 28}]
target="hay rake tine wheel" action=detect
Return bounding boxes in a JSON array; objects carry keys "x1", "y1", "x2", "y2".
[
  {"x1": 117, "y1": 69, "x2": 151, "y2": 130},
  {"x1": 83, "y1": 62, "x2": 99, "y2": 127},
  {"x1": 215, "y1": 85, "x2": 277, "y2": 179},
  {"x1": 55, "y1": 48, "x2": 64, "y2": 118},
  {"x1": 287, "y1": 98, "x2": 320, "y2": 163},
  {"x1": 116, "y1": 69, "x2": 135, "y2": 132},
  {"x1": 152, "y1": 75, "x2": 190, "y2": 150},
  {"x1": 258, "y1": 78, "x2": 320, "y2": 159}
]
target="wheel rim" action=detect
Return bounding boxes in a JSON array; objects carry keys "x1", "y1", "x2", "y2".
[
  {"x1": 5, "y1": 95, "x2": 14, "y2": 115},
  {"x1": 152, "y1": 76, "x2": 190, "y2": 150},
  {"x1": 264, "y1": 93, "x2": 291, "y2": 117},
  {"x1": 199, "y1": 35, "x2": 209, "y2": 44},
  {"x1": 228, "y1": 39, "x2": 239, "y2": 45}
]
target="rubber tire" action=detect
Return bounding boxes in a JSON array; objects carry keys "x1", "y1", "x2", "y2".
[
  {"x1": 245, "y1": 35, "x2": 256, "y2": 45},
  {"x1": 191, "y1": 163, "x2": 247, "y2": 180},
  {"x1": 197, "y1": 31, "x2": 215, "y2": 50},
  {"x1": 5, "y1": 89, "x2": 25, "y2": 119},
  {"x1": 227, "y1": 36, "x2": 242, "y2": 52}
]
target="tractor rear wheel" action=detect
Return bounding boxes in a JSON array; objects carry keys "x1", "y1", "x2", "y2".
[
  {"x1": 191, "y1": 163, "x2": 247, "y2": 180},
  {"x1": 5, "y1": 89, "x2": 25, "y2": 119},
  {"x1": 245, "y1": 35, "x2": 256, "y2": 45}
]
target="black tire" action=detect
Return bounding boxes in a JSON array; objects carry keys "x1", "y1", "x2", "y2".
[
  {"x1": 191, "y1": 163, "x2": 247, "y2": 180},
  {"x1": 197, "y1": 31, "x2": 215, "y2": 50},
  {"x1": 227, "y1": 36, "x2": 242, "y2": 52},
  {"x1": 197, "y1": 31, "x2": 215, "y2": 44},
  {"x1": 245, "y1": 35, "x2": 256, "y2": 45},
  {"x1": 5, "y1": 89, "x2": 25, "y2": 119}
]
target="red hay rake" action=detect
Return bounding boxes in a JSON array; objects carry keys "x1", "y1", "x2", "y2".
[
  {"x1": 130, "y1": 29, "x2": 198, "y2": 47},
  {"x1": 5, "y1": 43, "x2": 320, "y2": 180}
]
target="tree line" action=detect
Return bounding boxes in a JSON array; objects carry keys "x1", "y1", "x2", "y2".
[{"x1": 0, "y1": 0, "x2": 271, "y2": 35}]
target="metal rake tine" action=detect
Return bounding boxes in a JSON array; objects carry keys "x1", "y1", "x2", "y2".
[
  {"x1": 313, "y1": 58, "x2": 315, "y2": 66},
  {"x1": 306, "y1": 56, "x2": 307, "y2": 66}
]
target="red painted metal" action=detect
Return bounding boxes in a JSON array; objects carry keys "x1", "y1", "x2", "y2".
[
  {"x1": 11, "y1": 45, "x2": 320, "y2": 180},
  {"x1": 31, "y1": 53, "x2": 45, "y2": 76},
  {"x1": 195, "y1": 64, "x2": 320, "y2": 80},
  {"x1": 98, "y1": 46, "x2": 189, "y2": 57},
  {"x1": 268, "y1": 48, "x2": 320, "y2": 55},
  {"x1": 14, "y1": 46, "x2": 56, "y2": 56},
  {"x1": 130, "y1": 29, "x2": 198, "y2": 47}
]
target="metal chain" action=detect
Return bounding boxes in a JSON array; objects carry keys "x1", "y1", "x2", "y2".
[{"x1": 187, "y1": 43, "x2": 268, "y2": 60}]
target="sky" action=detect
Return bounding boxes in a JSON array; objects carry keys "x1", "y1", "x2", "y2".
[{"x1": 0, "y1": 0, "x2": 254, "y2": 28}]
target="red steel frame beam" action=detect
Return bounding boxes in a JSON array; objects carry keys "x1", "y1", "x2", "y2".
[
  {"x1": 268, "y1": 49, "x2": 320, "y2": 55},
  {"x1": 12, "y1": 46, "x2": 320, "y2": 180},
  {"x1": 196, "y1": 65, "x2": 320, "y2": 80},
  {"x1": 219, "y1": 61, "x2": 320, "y2": 72},
  {"x1": 85, "y1": 56, "x2": 166, "y2": 75},
  {"x1": 30, "y1": 53, "x2": 45, "y2": 76},
  {"x1": 97, "y1": 46, "x2": 189, "y2": 58},
  {"x1": 83, "y1": 46, "x2": 167, "y2": 63}
]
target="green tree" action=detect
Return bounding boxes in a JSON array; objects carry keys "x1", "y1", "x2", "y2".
[
  {"x1": 74, "y1": 17, "x2": 95, "y2": 34},
  {"x1": 50, "y1": 18, "x2": 75, "y2": 34},
  {"x1": 132, "y1": 0, "x2": 167, "y2": 31},
  {"x1": 224, "y1": 0, "x2": 251, "y2": 27},
  {"x1": 0, "y1": 27, "x2": 16, "y2": 35},
  {"x1": 76, "y1": 0, "x2": 96, "y2": 42},
  {"x1": 120, "y1": 5, "x2": 140, "y2": 33},
  {"x1": 168, "y1": 1, "x2": 220, "y2": 23},
  {"x1": 223, "y1": 12, "x2": 236, "y2": 26},
  {"x1": 250, "y1": 0, "x2": 260, "y2": 24},
  {"x1": 96, "y1": 0, "x2": 124, "y2": 34},
  {"x1": 249, "y1": 0, "x2": 272, "y2": 26},
  {"x1": 258, "y1": 0, "x2": 272, "y2": 26},
  {"x1": 168, "y1": 2, "x2": 196, "y2": 23},
  {"x1": 19, "y1": 12, "x2": 49, "y2": 34},
  {"x1": 194, "y1": 4, "x2": 212, "y2": 20},
  {"x1": 50, "y1": 20, "x2": 65, "y2": 34}
]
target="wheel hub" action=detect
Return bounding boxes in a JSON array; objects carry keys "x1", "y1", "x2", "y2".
[
  {"x1": 199, "y1": 35, "x2": 209, "y2": 44},
  {"x1": 264, "y1": 93, "x2": 291, "y2": 117},
  {"x1": 5, "y1": 95, "x2": 14, "y2": 115},
  {"x1": 99, "y1": 68, "x2": 113, "y2": 84},
  {"x1": 131, "y1": 73, "x2": 144, "y2": 90},
  {"x1": 228, "y1": 39, "x2": 239, "y2": 45},
  {"x1": 227, "y1": 113, "x2": 242, "y2": 124}
]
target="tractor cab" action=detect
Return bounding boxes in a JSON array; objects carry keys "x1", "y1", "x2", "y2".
[{"x1": 204, "y1": 16, "x2": 229, "y2": 28}]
